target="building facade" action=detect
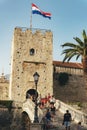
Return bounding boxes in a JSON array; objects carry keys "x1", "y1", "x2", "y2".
[{"x1": 0, "y1": 61, "x2": 84, "y2": 101}]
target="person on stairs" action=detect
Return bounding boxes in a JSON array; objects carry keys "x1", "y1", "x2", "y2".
[
  {"x1": 77, "y1": 122, "x2": 83, "y2": 130},
  {"x1": 62, "y1": 110, "x2": 72, "y2": 130},
  {"x1": 44, "y1": 109, "x2": 52, "y2": 129}
]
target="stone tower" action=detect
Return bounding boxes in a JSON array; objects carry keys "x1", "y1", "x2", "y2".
[
  {"x1": 0, "y1": 73, "x2": 9, "y2": 100},
  {"x1": 9, "y1": 27, "x2": 53, "y2": 102}
]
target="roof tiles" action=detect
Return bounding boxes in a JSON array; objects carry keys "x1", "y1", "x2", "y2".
[{"x1": 53, "y1": 61, "x2": 83, "y2": 69}]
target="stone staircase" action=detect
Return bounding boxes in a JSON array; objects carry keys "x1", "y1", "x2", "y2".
[
  {"x1": 0, "y1": 107, "x2": 87, "y2": 130},
  {"x1": 22, "y1": 99, "x2": 87, "y2": 130},
  {"x1": 48, "y1": 110, "x2": 87, "y2": 130}
]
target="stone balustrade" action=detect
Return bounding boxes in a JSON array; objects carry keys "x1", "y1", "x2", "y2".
[
  {"x1": 55, "y1": 100, "x2": 87, "y2": 127},
  {"x1": 22, "y1": 99, "x2": 43, "y2": 123}
]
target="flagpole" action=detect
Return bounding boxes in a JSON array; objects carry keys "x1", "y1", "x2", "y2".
[{"x1": 30, "y1": 0, "x2": 32, "y2": 29}]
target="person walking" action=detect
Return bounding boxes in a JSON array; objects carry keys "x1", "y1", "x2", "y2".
[
  {"x1": 62, "y1": 110, "x2": 72, "y2": 130},
  {"x1": 49, "y1": 95, "x2": 56, "y2": 104},
  {"x1": 77, "y1": 122, "x2": 83, "y2": 130},
  {"x1": 44, "y1": 109, "x2": 52, "y2": 129},
  {"x1": 50, "y1": 102, "x2": 56, "y2": 115}
]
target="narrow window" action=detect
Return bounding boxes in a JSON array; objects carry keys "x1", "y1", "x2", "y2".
[{"x1": 30, "y1": 48, "x2": 35, "y2": 55}]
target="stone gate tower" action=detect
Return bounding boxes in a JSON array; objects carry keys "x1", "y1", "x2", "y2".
[{"x1": 9, "y1": 27, "x2": 53, "y2": 102}]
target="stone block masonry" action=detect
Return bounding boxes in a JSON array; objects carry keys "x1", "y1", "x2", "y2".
[{"x1": 9, "y1": 27, "x2": 53, "y2": 102}]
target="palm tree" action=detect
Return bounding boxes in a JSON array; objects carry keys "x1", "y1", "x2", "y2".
[
  {"x1": 61, "y1": 30, "x2": 87, "y2": 101},
  {"x1": 61, "y1": 30, "x2": 87, "y2": 74}
]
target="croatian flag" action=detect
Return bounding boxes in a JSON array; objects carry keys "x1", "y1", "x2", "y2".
[{"x1": 32, "y1": 3, "x2": 51, "y2": 19}]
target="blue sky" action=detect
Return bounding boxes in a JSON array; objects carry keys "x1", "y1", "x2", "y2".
[{"x1": 0, "y1": 0, "x2": 87, "y2": 74}]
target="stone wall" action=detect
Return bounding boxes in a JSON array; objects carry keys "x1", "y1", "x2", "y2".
[
  {"x1": 53, "y1": 73, "x2": 86, "y2": 102},
  {"x1": 0, "y1": 63, "x2": 85, "y2": 102},
  {"x1": 0, "y1": 74, "x2": 9, "y2": 100},
  {"x1": 53, "y1": 64, "x2": 87, "y2": 102},
  {"x1": 55, "y1": 66, "x2": 83, "y2": 75}
]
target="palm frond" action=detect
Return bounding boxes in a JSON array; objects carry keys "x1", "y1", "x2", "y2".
[
  {"x1": 82, "y1": 30, "x2": 87, "y2": 44},
  {"x1": 62, "y1": 50, "x2": 76, "y2": 62},
  {"x1": 67, "y1": 52, "x2": 80, "y2": 62},
  {"x1": 62, "y1": 53, "x2": 70, "y2": 62},
  {"x1": 67, "y1": 52, "x2": 76, "y2": 62},
  {"x1": 73, "y1": 37, "x2": 83, "y2": 46},
  {"x1": 76, "y1": 54, "x2": 81, "y2": 60},
  {"x1": 61, "y1": 48, "x2": 76, "y2": 54},
  {"x1": 62, "y1": 46, "x2": 83, "y2": 55},
  {"x1": 82, "y1": 30, "x2": 86, "y2": 39},
  {"x1": 61, "y1": 42, "x2": 77, "y2": 48},
  {"x1": 61, "y1": 29, "x2": 87, "y2": 63}
]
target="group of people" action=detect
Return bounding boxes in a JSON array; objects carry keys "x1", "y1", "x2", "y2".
[
  {"x1": 28, "y1": 93, "x2": 83, "y2": 130},
  {"x1": 37, "y1": 93, "x2": 56, "y2": 108},
  {"x1": 37, "y1": 94, "x2": 83, "y2": 130},
  {"x1": 43, "y1": 107, "x2": 56, "y2": 129},
  {"x1": 44, "y1": 108, "x2": 83, "y2": 130},
  {"x1": 37, "y1": 93, "x2": 57, "y2": 129}
]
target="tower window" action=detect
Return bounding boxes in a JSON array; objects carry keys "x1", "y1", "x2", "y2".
[{"x1": 30, "y1": 48, "x2": 35, "y2": 55}]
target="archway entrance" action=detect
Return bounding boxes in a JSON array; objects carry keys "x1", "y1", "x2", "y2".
[{"x1": 26, "y1": 89, "x2": 38, "y2": 102}]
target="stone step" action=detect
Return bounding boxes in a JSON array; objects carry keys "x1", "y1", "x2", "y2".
[{"x1": 47, "y1": 110, "x2": 87, "y2": 130}]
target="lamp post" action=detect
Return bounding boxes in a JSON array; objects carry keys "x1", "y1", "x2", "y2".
[{"x1": 33, "y1": 72, "x2": 40, "y2": 123}]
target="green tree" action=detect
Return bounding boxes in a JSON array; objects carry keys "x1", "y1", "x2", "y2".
[
  {"x1": 61, "y1": 30, "x2": 87, "y2": 74},
  {"x1": 61, "y1": 30, "x2": 87, "y2": 101},
  {"x1": 58, "y1": 72, "x2": 69, "y2": 86}
]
